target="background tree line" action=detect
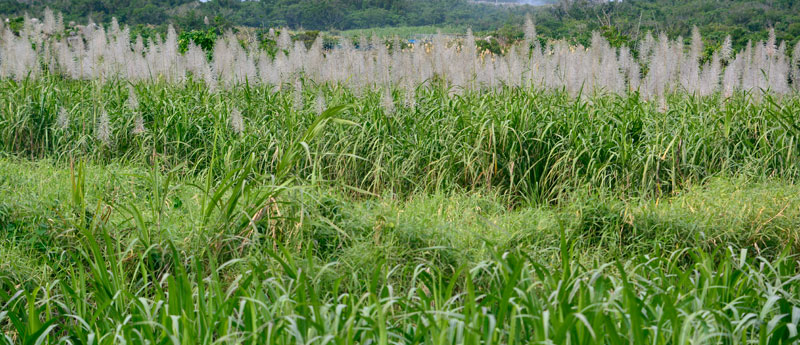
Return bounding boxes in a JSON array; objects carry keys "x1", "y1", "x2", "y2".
[
  {"x1": 0, "y1": 0, "x2": 540, "y2": 31},
  {"x1": 1, "y1": 0, "x2": 798, "y2": 49}
]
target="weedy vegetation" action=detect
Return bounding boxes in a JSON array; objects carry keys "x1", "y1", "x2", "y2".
[{"x1": 1, "y1": 11, "x2": 800, "y2": 345}]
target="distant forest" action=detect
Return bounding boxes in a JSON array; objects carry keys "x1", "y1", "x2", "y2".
[
  {"x1": 0, "y1": 0, "x2": 541, "y2": 31},
  {"x1": 1, "y1": 0, "x2": 798, "y2": 48}
]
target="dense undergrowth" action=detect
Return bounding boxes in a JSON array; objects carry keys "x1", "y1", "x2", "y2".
[
  {"x1": 1, "y1": 158, "x2": 799, "y2": 343},
  {"x1": 2, "y1": 78, "x2": 799, "y2": 203},
  {"x1": 1, "y1": 78, "x2": 800, "y2": 343}
]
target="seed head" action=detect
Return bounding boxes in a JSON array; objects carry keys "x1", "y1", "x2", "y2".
[
  {"x1": 382, "y1": 88, "x2": 395, "y2": 115},
  {"x1": 690, "y1": 26, "x2": 703, "y2": 61},
  {"x1": 128, "y1": 85, "x2": 139, "y2": 110},
  {"x1": 56, "y1": 107, "x2": 69, "y2": 129},
  {"x1": 315, "y1": 91, "x2": 326, "y2": 115},
  {"x1": 132, "y1": 114, "x2": 146, "y2": 134},
  {"x1": 658, "y1": 97, "x2": 668, "y2": 113},
  {"x1": 524, "y1": 14, "x2": 537, "y2": 46},
  {"x1": 278, "y1": 29, "x2": 292, "y2": 51},
  {"x1": 229, "y1": 107, "x2": 244, "y2": 135},
  {"x1": 293, "y1": 79, "x2": 304, "y2": 111},
  {"x1": 721, "y1": 36, "x2": 733, "y2": 61},
  {"x1": 766, "y1": 28, "x2": 776, "y2": 57},
  {"x1": 404, "y1": 81, "x2": 416, "y2": 109},
  {"x1": 96, "y1": 110, "x2": 111, "y2": 145}
]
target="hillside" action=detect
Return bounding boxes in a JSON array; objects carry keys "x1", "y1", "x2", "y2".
[
  {"x1": 1, "y1": 0, "x2": 798, "y2": 49},
  {"x1": 0, "y1": 0, "x2": 539, "y2": 31}
]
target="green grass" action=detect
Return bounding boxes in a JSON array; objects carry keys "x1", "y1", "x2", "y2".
[
  {"x1": 1, "y1": 77, "x2": 800, "y2": 343},
  {"x1": 2, "y1": 78, "x2": 798, "y2": 204},
  {"x1": 1, "y1": 162, "x2": 799, "y2": 343},
  {"x1": 1, "y1": 158, "x2": 798, "y2": 282},
  {"x1": 1, "y1": 158, "x2": 799, "y2": 344}
]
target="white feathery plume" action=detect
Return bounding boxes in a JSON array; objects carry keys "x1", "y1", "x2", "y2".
[
  {"x1": 464, "y1": 28, "x2": 477, "y2": 57},
  {"x1": 132, "y1": 115, "x2": 146, "y2": 134},
  {"x1": 722, "y1": 56, "x2": 739, "y2": 97},
  {"x1": 185, "y1": 42, "x2": 206, "y2": 77},
  {"x1": 274, "y1": 51, "x2": 290, "y2": 81},
  {"x1": 133, "y1": 35, "x2": 145, "y2": 56},
  {"x1": 628, "y1": 60, "x2": 641, "y2": 92},
  {"x1": 56, "y1": 107, "x2": 70, "y2": 129},
  {"x1": 315, "y1": 90, "x2": 326, "y2": 115},
  {"x1": 213, "y1": 33, "x2": 236, "y2": 85},
  {"x1": 43, "y1": 8, "x2": 56, "y2": 35},
  {"x1": 96, "y1": 110, "x2": 111, "y2": 145},
  {"x1": 205, "y1": 68, "x2": 218, "y2": 93},
  {"x1": 524, "y1": 14, "x2": 537, "y2": 47},
  {"x1": 699, "y1": 52, "x2": 721, "y2": 96},
  {"x1": 293, "y1": 79, "x2": 304, "y2": 111},
  {"x1": 164, "y1": 25, "x2": 180, "y2": 81},
  {"x1": 374, "y1": 34, "x2": 390, "y2": 84},
  {"x1": 766, "y1": 28, "x2": 776, "y2": 57},
  {"x1": 618, "y1": 46, "x2": 633, "y2": 90},
  {"x1": 792, "y1": 41, "x2": 800, "y2": 88},
  {"x1": 404, "y1": 79, "x2": 416, "y2": 108},
  {"x1": 740, "y1": 41, "x2": 755, "y2": 91},
  {"x1": 6, "y1": 10, "x2": 800, "y2": 97},
  {"x1": 770, "y1": 41, "x2": 790, "y2": 94},
  {"x1": 87, "y1": 25, "x2": 107, "y2": 79},
  {"x1": 229, "y1": 107, "x2": 244, "y2": 135},
  {"x1": 293, "y1": 40, "x2": 308, "y2": 58},
  {"x1": 721, "y1": 35, "x2": 733, "y2": 61},
  {"x1": 658, "y1": 97, "x2": 668, "y2": 113},
  {"x1": 278, "y1": 29, "x2": 292, "y2": 51},
  {"x1": 55, "y1": 12, "x2": 64, "y2": 33},
  {"x1": 639, "y1": 32, "x2": 655, "y2": 62},
  {"x1": 23, "y1": 15, "x2": 44, "y2": 48},
  {"x1": 680, "y1": 27, "x2": 703, "y2": 93},
  {"x1": 111, "y1": 17, "x2": 121, "y2": 36},
  {"x1": 308, "y1": 36, "x2": 324, "y2": 79},
  {"x1": 236, "y1": 46, "x2": 258, "y2": 83},
  {"x1": 2, "y1": 29, "x2": 40, "y2": 80},
  {"x1": 690, "y1": 26, "x2": 703, "y2": 61},
  {"x1": 255, "y1": 51, "x2": 270, "y2": 84},
  {"x1": 462, "y1": 29, "x2": 477, "y2": 87},
  {"x1": 128, "y1": 85, "x2": 139, "y2": 110},
  {"x1": 382, "y1": 87, "x2": 395, "y2": 114}
]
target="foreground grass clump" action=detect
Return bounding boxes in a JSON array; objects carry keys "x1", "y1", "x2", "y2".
[
  {"x1": 1, "y1": 225, "x2": 799, "y2": 344},
  {"x1": 2, "y1": 159, "x2": 799, "y2": 281},
  {"x1": 1, "y1": 159, "x2": 799, "y2": 344}
]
